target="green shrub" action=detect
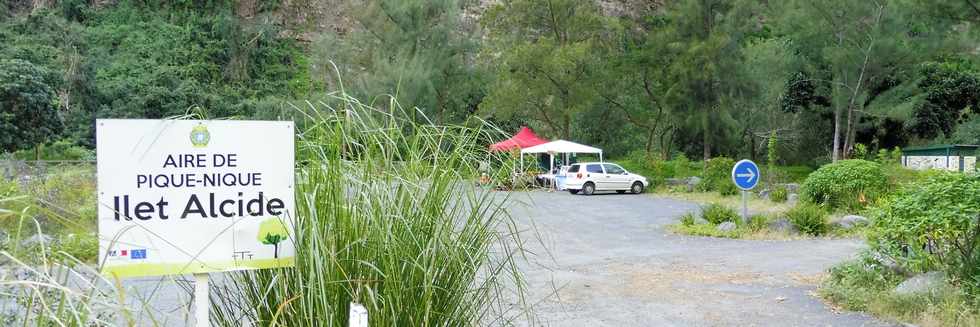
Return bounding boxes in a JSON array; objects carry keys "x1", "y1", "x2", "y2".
[
  {"x1": 770, "y1": 185, "x2": 788, "y2": 203},
  {"x1": 12, "y1": 139, "x2": 95, "y2": 160},
  {"x1": 698, "y1": 157, "x2": 735, "y2": 192},
  {"x1": 717, "y1": 180, "x2": 738, "y2": 196},
  {"x1": 800, "y1": 159, "x2": 887, "y2": 210},
  {"x1": 679, "y1": 212, "x2": 696, "y2": 226},
  {"x1": 868, "y1": 172, "x2": 980, "y2": 293},
  {"x1": 701, "y1": 203, "x2": 739, "y2": 225},
  {"x1": 786, "y1": 203, "x2": 828, "y2": 236}
]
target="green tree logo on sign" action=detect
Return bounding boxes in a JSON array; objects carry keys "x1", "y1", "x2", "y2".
[{"x1": 257, "y1": 218, "x2": 288, "y2": 259}]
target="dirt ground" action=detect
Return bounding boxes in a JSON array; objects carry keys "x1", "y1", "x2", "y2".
[{"x1": 506, "y1": 190, "x2": 895, "y2": 327}]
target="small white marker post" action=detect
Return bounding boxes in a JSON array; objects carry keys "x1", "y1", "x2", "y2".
[
  {"x1": 349, "y1": 302, "x2": 368, "y2": 327},
  {"x1": 195, "y1": 273, "x2": 210, "y2": 327}
]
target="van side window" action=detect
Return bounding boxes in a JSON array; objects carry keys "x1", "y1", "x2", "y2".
[
  {"x1": 586, "y1": 164, "x2": 604, "y2": 173},
  {"x1": 567, "y1": 165, "x2": 580, "y2": 173}
]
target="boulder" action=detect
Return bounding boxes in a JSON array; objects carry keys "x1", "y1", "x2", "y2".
[
  {"x1": 758, "y1": 189, "x2": 770, "y2": 200},
  {"x1": 768, "y1": 218, "x2": 798, "y2": 234},
  {"x1": 869, "y1": 251, "x2": 906, "y2": 276},
  {"x1": 787, "y1": 193, "x2": 799, "y2": 203},
  {"x1": 894, "y1": 271, "x2": 946, "y2": 296},
  {"x1": 694, "y1": 216, "x2": 709, "y2": 225},
  {"x1": 830, "y1": 215, "x2": 870, "y2": 229},
  {"x1": 665, "y1": 178, "x2": 686, "y2": 186},
  {"x1": 717, "y1": 221, "x2": 737, "y2": 232},
  {"x1": 20, "y1": 234, "x2": 53, "y2": 248},
  {"x1": 782, "y1": 183, "x2": 800, "y2": 193},
  {"x1": 686, "y1": 176, "x2": 702, "y2": 192}
]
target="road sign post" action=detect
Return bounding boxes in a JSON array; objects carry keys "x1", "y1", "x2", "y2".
[{"x1": 731, "y1": 159, "x2": 760, "y2": 222}]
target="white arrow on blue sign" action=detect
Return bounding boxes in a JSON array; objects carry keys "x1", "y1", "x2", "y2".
[{"x1": 731, "y1": 159, "x2": 760, "y2": 191}]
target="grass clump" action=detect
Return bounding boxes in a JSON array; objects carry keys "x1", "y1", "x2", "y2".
[
  {"x1": 679, "y1": 212, "x2": 696, "y2": 226},
  {"x1": 769, "y1": 185, "x2": 788, "y2": 203},
  {"x1": 700, "y1": 203, "x2": 739, "y2": 224},
  {"x1": 785, "y1": 203, "x2": 828, "y2": 236},
  {"x1": 821, "y1": 258, "x2": 980, "y2": 327},
  {"x1": 717, "y1": 181, "x2": 738, "y2": 196},
  {"x1": 746, "y1": 214, "x2": 769, "y2": 232},
  {"x1": 211, "y1": 94, "x2": 531, "y2": 326},
  {"x1": 668, "y1": 223, "x2": 740, "y2": 238}
]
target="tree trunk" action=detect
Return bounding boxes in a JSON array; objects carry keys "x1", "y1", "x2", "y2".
[
  {"x1": 563, "y1": 114, "x2": 571, "y2": 140},
  {"x1": 645, "y1": 129, "x2": 655, "y2": 155},
  {"x1": 832, "y1": 105, "x2": 841, "y2": 162},
  {"x1": 843, "y1": 104, "x2": 855, "y2": 159},
  {"x1": 702, "y1": 110, "x2": 711, "y2": 161}
]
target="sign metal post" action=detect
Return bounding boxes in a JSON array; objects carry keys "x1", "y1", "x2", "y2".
[
  {"x1": 731, "y1": 159, "x2": 760, "y2": 223},
  {"x1": 195, "y1": 273, "x2": 209, "y2": 327}
]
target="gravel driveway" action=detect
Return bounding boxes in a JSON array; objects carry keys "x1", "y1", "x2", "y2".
[{"x1": 507, "y1": 191, "x2": 893, "y2": 327}]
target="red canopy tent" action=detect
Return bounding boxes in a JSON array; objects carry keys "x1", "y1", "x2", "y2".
[{"x1": 489, "y1": 127, "x2": 548, "y2": 152}]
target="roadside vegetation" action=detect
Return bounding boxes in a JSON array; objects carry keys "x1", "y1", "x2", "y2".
[
  {"x1": 0, "y1": 93, "x2": 533, "y2": 325},
  {"x1": 819, "y1": 172, "x2": 980, "y2": 326},
  {"x1": 0, "y1": 162, "x2": 98, "y2": 263}
]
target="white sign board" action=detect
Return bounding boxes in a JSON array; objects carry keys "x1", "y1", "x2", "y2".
[{"x1": 96, "y1": 119, "x2": 295, "y2": 277}]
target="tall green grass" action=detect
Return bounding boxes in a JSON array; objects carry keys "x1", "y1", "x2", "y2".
[{"x1": 210, "y1": 93, "x2": 531, "y2": 326}]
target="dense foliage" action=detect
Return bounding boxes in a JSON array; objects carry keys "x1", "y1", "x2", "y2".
[
  {"x1": 868, "y1": 172, "x2": 980, "y2": 293},
  {"x1": 2, "y1": 0, "x2": 976, "y2": 163},
  {"x1": 0, "y1": 2, "x2": 313, "y2": 148},
  {"x1": 800, "y1": 160, "x2": 888, "y2": 210}
]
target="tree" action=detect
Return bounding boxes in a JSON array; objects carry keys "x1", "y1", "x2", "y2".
[
  {"x1": 915, "y1": 0, "x2": 980, "y2": 24},
  {"x1": 657, "y1": 0, "x2": 759, "y2": 161},
  {"x1": 597, "y1": 13, "x2": 681, "y2": 159},
  {"x1": 775, "y1": 0, "x2": 943, "y2": 161},
  {"x1": 909, "y1": 60, "x2": 980, "y2": 139},
  {"x1": 738, "y1": 37, "x2": 799, "y2": 162},
  {"x1": 0, "y1": 59, "x2": 62, "y2": 156},
  {"x1": 316, "y1": 0, "x2": 484, "y2": 124},
  {"x1": 257, "y1": 217, "x2": 289, "y2": 259},
  {"x1": 480, "y1": 0, "x2": 613, "y2": 139}
]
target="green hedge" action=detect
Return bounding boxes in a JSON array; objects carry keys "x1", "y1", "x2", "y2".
[{"x1": 800, "y1": 159, "x2": 887, "y2": 210}]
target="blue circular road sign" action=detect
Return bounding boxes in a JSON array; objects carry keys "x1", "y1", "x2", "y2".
[{"x1": 731, "y1": 159, "x2": 760, "y2": 191}]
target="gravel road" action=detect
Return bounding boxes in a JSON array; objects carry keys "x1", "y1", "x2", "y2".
[
  {"x1": 4, "y1": 189, "x2": 891, "y2": 326},
  {"x1": 507, "y1": 190, "x2": 893, "y2": 327}
]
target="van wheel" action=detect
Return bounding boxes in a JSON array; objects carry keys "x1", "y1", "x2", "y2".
[
  {"x1": 582, "y1": 182, "x2": 596, "y2": 195},
  {"x1": 568, "y1": 189, "x2": 579, "y2": 195},
  {"x1": 631, "y1": 182, "x2": 644, "y2": 194}
]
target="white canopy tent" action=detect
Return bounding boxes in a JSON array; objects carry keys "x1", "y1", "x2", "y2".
[{"x1": 520, "y1": 140, "x2": 603, "y2": 175}]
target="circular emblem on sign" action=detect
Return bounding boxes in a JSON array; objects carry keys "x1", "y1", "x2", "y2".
[{"x1": 190, "y1": 124, "x2": 210, "y2": 147}]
